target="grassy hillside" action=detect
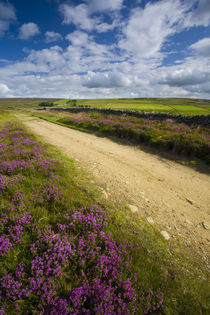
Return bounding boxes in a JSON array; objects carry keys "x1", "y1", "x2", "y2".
[
  {"x1": 54, "y1": 98, "x2": 210, "y2": 115},
  {"x1": 0, "y1": 98, "x2": 210, "y2": 115},
  {"x1": 0, "y1": 98, "x2": 61, "y2": 109}
]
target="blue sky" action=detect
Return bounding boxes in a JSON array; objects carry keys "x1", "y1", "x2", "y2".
[{"x1": 0, "y1": 0, "x2": 210, "y2": 99}]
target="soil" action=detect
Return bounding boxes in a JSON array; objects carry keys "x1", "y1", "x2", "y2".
[{"x1": 19, "y1": 115, "x2": 210, "y2": 264}]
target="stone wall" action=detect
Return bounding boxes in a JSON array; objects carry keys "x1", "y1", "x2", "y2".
[{"x1": 46, "y1": 107, "x2": 210, "y2": 128}]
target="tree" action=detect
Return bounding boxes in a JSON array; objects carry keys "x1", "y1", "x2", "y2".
[{"x1": 38, "y1": 101, "x2": 54, "y2": 107}]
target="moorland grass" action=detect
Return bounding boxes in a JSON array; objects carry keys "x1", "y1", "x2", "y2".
[
  {"x1": 0, "y1": 114, "x2": 209, "y2": 313},
  {"x1": 32, "y1": 110, "x2": 210, "y2": 167}
]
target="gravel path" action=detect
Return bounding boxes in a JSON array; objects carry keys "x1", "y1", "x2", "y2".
[{"x1": 19, "y1": 115, "x2": 210, "y2": 262}]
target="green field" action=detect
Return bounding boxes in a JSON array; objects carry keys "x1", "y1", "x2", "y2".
[
  {"x1": 0, "y1": 98, "x2": 210, "y2": 115},
  {"x1": 54, "y1": 98, "x2": 210, "y2": 115}
]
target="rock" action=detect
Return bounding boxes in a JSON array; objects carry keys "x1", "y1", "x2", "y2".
[
  {"x1": 161, "y1": 231, "x2": 170, "y2": 240},
  {"x1": 202, "y1": 222, "x2": 209, "y2": 230},
  {"x1": 186, "y1": 198, "x2": 194, "y2": 205},
  {"x1": 165, "y1": 225, "x2": 171, "y2": 230},
  {"x1": 128, "y1": 204, "x2": 138, "y2": 213},
  {"x1": 146, "y1": 217, "x2": 154, "y2": 224},
  {"x1": 90, "y1": 180, "x2": 95, "y2": 184},
  {"x1": 102, "y1": 190, "x2": 108, "y2": 199},
  {"x1": 185, "y1": 219, "x2": 192, "y2": 225}
]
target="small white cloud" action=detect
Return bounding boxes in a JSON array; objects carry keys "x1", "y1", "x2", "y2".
[
  {"x1": 85, "y1": 0, "x2": 124, "y2": 12},
  {"x1": 19, "y1": 23, "x2": 40, "y2": 40},
  {"x1": 45, "y1": 31, "x2": 63, "y2": 43},
  {"x1": 190, "y1": 37, "x2": 210, "y2": 57},
  {"x1": 59, "y1": 4, "x2": 93, "y2": 31},
  {"x1": 95, "y1": 21, "x2": 118, "y2": 33},
  {"x1": 66, "y1": 31, "x2": 89, "y2": 46},
  {"x1": 0, "y1": 83, "x2": 11, "y2": 97},
  {"x1": 0, "y1": 1, "x2": 16, "y2": 36}
]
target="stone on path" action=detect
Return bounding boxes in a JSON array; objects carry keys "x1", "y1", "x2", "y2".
[
  {"x1": 161, "y1": 231, "x2": 170, "y2": 240},
  {"x1": 146, "y1": 217, "x2": 154, "y2": 224},
  {"x1": 202, "y1": 222, "x2": 209, "y2": 230},
  {"x1": 128, "y1": 204, "x2": 138, "y2": 213},
  {"x1": 186, "y1": 198, "x2": 194, "y2": 205}
]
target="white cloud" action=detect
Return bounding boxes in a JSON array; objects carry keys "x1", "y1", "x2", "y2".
[
  {"x1": 0, "y1": 1, "x2": 16, "y2": 36},
  {"x1": 157, "y1": 54, "x2": 210, "y2": 98},
  {"x1": 184, "y1": 0, "x2": 210, "y2": 27},
  {"x1": 19, "y1": 22, "x2": 40, "y2": 40},
  {"x1": 190, "y1": 37, "x2": 210, "y2": 57},
  {"x1": 59, "y1": 3, "x2": 119, "y2": 33},
  {"x1": 85, "y1": 0, "x2": 124, "y2": 12},
  {"x1": 118, "y1": 0, "x2": 185, "y2": 60},
  {"x1": 59, "y1": 3, "x2": 94, "y2": 31},
  {"x1": 45, "y1": 31, "x2": 63, "y2": 43},
  {"x1": 0, "y1": 83, "x2": 12, "y2": 97},
  {"x1": 66, "y1": 31, "x2": 89, "y2": 46},
  {"x1": 0, "y1": 0, "x2": 210, "y2": 99},
  {"x1": 83, "y1": 71, "x2": 131, "y2": 88}
]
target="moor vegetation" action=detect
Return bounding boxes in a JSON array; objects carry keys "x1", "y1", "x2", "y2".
[
  {"x1": 34, "y1": 110, "x2": 210, "y2": 166},
  {"x1": 0, "y1": 115, "x2": 209, "y2": 314}
]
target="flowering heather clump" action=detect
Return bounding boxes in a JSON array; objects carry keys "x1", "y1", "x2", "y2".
[
  {"x1": 58, "y1": 113, "x2": 210, "y2": 163},
  {"x1": 0, "y1": 212, "x2": 32, "y2": 256},
  {"x1": 0, "y1": 123, "x2": 167, "y2": 313}
]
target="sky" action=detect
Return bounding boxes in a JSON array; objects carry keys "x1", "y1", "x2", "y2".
[{"x1": 0, "y1": 0, "x2": 210, "y2": 99}]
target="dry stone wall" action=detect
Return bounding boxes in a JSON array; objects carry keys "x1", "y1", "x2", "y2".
[{"x1": 46, "y1": 107, "x2": 210, "y2": 128}]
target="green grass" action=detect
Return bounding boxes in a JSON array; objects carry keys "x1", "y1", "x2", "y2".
[
  {"x1": 0, "y1": 97, "x2": 210, "y2": 115},
  {"x1": 0, "y1": 98, "x2": 61, "y2": 109},
  {"x1": 1, "y1": 113, "x2": 209, "y2": 313},
  {"x1": 53, "y1": 98, "x2": 210, "y2": 115}
]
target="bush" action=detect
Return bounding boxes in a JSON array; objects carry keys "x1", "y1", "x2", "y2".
[{"x1": 39, "y1": 101, "x2": 54, "y2": 107}]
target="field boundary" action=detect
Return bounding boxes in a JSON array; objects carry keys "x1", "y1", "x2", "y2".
[{"x1": 45, "y1": 107, "x2": 210, "y2": 128}]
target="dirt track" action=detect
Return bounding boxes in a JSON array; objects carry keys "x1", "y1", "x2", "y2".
[{"x1": 19, "y1": 115, "x2": 210, "y2": 261}]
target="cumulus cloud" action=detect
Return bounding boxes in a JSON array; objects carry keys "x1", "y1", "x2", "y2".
[
  {"x1": 184, "y1": 0, "x2": 210, "y2": 27},
  {"x1": 45, "y1": 31, "x2": 63, "y2": 43},
  {"x1": 59, "y1": 2, "x2": 119, "y2": 32},
  {"x1": 0, "y1": 83, "x2": 12, "y2": 97},
  {"x1": 59, "y1": 3, "x2": 94, "y2": 31},
  {"x1": 190, "y1": 37, "x2": 210, "y2": 57},
  {"x1": 66, "y1": 31, "x2": 89, "y2": 46},
  {"x1": 118, "y1": 0, "x2": 185, "y2": 60},
  {"x1": 0, "y1": 1, "x2": 16, "y2": 36},
  {"x1": 0, "y1": 0, "x2": 210, "y2": 99},
  {"x1": 85, "y1": 0, "x2": 124, "y2": 12},
  {"x1": 19, "y1": 22, "x2": 40, "y2": 40},
  {"x1": 83, "y1": 71, "x2": 131, "y2": 88}
]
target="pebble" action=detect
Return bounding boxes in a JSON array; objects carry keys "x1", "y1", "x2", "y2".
[
  {"x1": 185, "y1": 219, "x2": 193, "y2": 225},
  {"x1": 186, "y1": 198, "x2": 194, "y2": 205},
  {"x1": 102, "y1": 190, "x2": 109, "y2": 199},
  {"x1": 202, "y1": 222, "x2": 209, "y2": 230},
  {"x1": 128, "y1": 204, "x2": 138, "y2": 213},
  {"x1": 160, "y1": 231, "x2": 170, "y2": 240},
  {"x1": 146, "y1": 217, "x2": 154, "y2": 224}
]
